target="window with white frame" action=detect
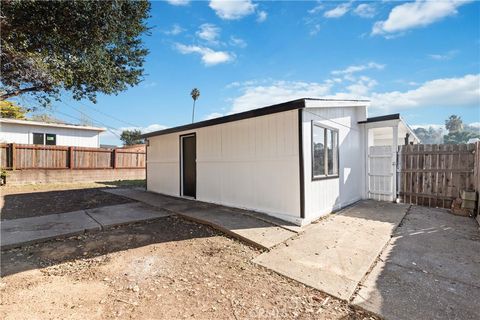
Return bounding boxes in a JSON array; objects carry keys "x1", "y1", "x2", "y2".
[{"x1": 312, "y1": 123, "x2": 339, "y2": 179}]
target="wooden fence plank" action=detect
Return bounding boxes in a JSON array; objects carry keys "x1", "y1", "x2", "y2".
[
  {"x1": 398, "y1": 143, "x2": 477, "y2": 209},
  {"x1": 0, "y1": 144, "x2": 145, "y2": 170}
]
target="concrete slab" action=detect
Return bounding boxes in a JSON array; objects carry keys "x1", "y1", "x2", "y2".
[
  {"x1": 104, "y1": 189, "x2": 296, "y2": 250},
  {"x1": 253, "y1": 200, "x2": 409, "y2": 300},
  {"x1": 352, "y1": 205, "x2": 480, "y2": 320},
  {"x1": 353, "y1": 261, "x2": 480, "y2": 320},
  {"x1": 178, "y1": 204, "x2": 295, "y2": 249},
  {"x1": 86, "y1": 202, "x2": 171, "y2": 228},
  {"x1": 1, "y1": 211, "x2": 100, "y2": 249}
]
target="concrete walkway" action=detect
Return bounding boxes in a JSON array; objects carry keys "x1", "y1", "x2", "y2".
[
  {"x1": 104, "y1": 189, "x2": 298, "y2": 250},
  {"x1": 352, "y1": 205, "x2": 480, "y2": 320},
  {"x1": 1, "y1": 202, "x2": 171, "y2": 249},
  {"x1": 253, "y1": 200, "x2": 410, "y2": 301}
]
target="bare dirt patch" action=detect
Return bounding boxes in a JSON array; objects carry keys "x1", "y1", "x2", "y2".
[{"x1": 0, "y1": 217, "x2": 377, "y2": 320}]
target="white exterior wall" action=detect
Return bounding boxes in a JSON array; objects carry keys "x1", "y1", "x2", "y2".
[
  {"x1": 301, "y1": 103, "x2": 367, "y2": 223},
  {"x1": 147, "y1": 110, "x2": 301, "y2": 223},
  {"x1": 0, "y1": 123, "x2": 100, "y2": 147}
]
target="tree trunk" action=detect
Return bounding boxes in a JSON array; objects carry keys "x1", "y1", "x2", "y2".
[{"x1": 192, "y1": 100, "x2": 196, "y2": 123}]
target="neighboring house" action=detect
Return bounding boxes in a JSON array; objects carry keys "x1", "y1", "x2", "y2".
[
  {"x1": 0, "y1": 118, "x2": 105, "y2": 148},
  {"x1": 142, "y1": 98, "x2": 418, "y2": 226}
]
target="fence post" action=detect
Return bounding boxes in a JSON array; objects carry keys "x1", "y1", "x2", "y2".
[
  {"x1": 10, "y1": 143, "x2": 16, "y2": 170},
  {"x1": 69, "y1": 146, "x2": 74, "y2": 169},
  {"x1": 112, "y1": 149, "x2": 117, "y2": 169}
]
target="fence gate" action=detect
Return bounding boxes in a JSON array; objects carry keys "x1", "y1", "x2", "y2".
[
  {"x1": 397, "y1": 144, "x2": 476, "y2": 208},
  {"x1": 368, "y1": 145, "x2": 395, "y2": 201}
]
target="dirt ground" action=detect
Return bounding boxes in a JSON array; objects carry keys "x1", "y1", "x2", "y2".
[
  {"x1": 0, "y1": 182, "x2": 377, "y2": 319},
  {"x1": 0, "y1": 181, "x2": 144, "y2": 220},
  {"x1": 0, "y1": 216, "x2": 377, "y2": 320}
]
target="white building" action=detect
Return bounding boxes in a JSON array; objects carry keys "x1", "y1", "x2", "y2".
[
  {"x1": 0, "y1": 118, "x2": 105, "y2": 148},
  {"x1": 142, "y1": 98, "x2": 418, "y2": 226}
]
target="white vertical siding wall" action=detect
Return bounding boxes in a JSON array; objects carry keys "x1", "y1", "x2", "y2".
[
  {"x1": 0, "y1": 123, "x2": 100, "y2": 147},
  {"x1": 147, "y1": 110, "x2": 301, "y2": 223},
  {"x1": 301, "y1": 104, "x2": 366, "y2": 223}
]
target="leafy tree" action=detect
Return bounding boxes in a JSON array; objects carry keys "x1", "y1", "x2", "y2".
[
  {"x1": 445, "y1": 115, "x2": 463, "y2": 133},
  {"x1": 120, "y1": 129, "x2": 144, "y2": 146},
  {"x1": 0, "y1": 100, "x2": 29, "y2": 119},
  {"x1": 413, "y1": 127, "x2": 444, "y2": 144},
  {"x1": 444, "y1": 130, "x2": 480, "y2": 144},
  {"x1": 190, "y1": 88, "x2": 200, "y2": 123},
  {"x1": 1, "y1": 0, "x2": 151, "y2": 105},
  {"x1": 443, "y1": 114, "x2": 480, "y2": 144}
]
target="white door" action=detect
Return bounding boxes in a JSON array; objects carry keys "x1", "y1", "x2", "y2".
[{"x1": 368, "y1": 145, "x2": 395, "y2": 201}]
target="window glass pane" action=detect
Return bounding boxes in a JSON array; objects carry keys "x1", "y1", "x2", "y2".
[
  {"x1": 33, "y1": 133, "x2": 44, "y2": 145},
  {"x1": 312, "y1": 125, "x2": 325, "y2": 176},
  {"x1": 326, "y1": 129, "x2": 339, "y2": 175},
  {"x1": 332, "y1": 131, "x2": 338, "y2": 175},
  {"x1": 327, "y1": 129, "x2": 333, "y2": 175},
  {"x1": 45, "y1": 133, "x2": 56, "y2": 145}
]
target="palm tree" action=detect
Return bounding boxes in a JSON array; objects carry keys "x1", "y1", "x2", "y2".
[{"x1": 190, "y1": 88, "x2": 200, "y2": 123}]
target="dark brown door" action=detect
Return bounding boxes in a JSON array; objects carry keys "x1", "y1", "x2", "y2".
[{"x1": 181, "y1": 134, "x2": 196, "y2": 198}]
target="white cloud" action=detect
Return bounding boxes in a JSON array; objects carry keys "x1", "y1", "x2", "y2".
[
  {"x1": 324, "y1": 2, "x2": 351, "y2": 18},
  {"x1": 308, "y1": 3, "x2": 324, "y2": 15},
  {"x1": 354, "y1": 3, "x2": 376, "y2": 18},
  {"x1": 469, "y1": 122, "x2": 480, "y2": 128},
  {"x1": 164, "y1": 24, "x2": 185, "y2": 36},
  {"x1": 230, "y1": 80, "x2": 333, "y2": 113},
  {"x1": 310, "y1": 24, "x2": 321, "y2": 36},
  {"x1": 331, "y1": 62, "x2": 385, "y2": 76},
  {"x1": 209, "y1": 0, "x2": 256, "y2": 20},
  {"x1": 229, "y1": 36, "x2": 247, "y2": 48},
  {"x1": 204, "y1": 112, "x2": 224, "y2": 120},
  {"x1": 196, "y1": 23, "x2": 221, "y2": 44},
  {"x1": 346, "y1": 76, "x2": 378, "y2": 96},
  {"x1": 371, "y1": 74, "x2": 480, "y2": 110},
  {"x1": 175, "y1": 43, "x2": 234, "y2": 66},
  {"x1": 257, "y1": 10, "x2": 267, "y2": 22},
  {"x1": 428, "y1": 50, "x2": 459, "y2": 61},
  {"x1": 223, "y1": 73, "x2": 479, "y2": 117},
  {"x1": 166, "y1": 0, "x2": 189, "y2": 6},
  {"x1": 142, "y1": 81, "x2": 158, "y2": 89},
  {"x1": 410, "y1": 124, "x2": 445, "y2": 131},
  {"x1": 372, "y1": 0, "x2": 472, "y2": 36},
  {"x1": 143, "y1": 124, "x2": 168, "y2": 133},
  {"x1": 100, "y1": 124, "x2": 168, "y2": 146}
]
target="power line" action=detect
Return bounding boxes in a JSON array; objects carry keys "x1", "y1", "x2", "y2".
[
  {"x1": 76, "y1": 100, "x2": 141, "y2": 128},
  {"x1": 54, "y1": 109, "x2": 122, "y2": 139},
  {"x1": 18, "y1": 96, "x2": 122, "y2": 140},
  {"x1": 60, "y1": 100, "x2": 119, "y2": 131}
]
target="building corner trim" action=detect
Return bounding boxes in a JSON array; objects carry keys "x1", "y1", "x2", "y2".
[{"x1": 298, "y1": 109, "x2": 305, "y2": 219}]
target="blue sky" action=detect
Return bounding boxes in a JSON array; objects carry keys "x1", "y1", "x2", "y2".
[{"x1": 40, "y1": 0, "x2": 480, "y2": 145}]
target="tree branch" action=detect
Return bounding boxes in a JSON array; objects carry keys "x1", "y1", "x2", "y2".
[{"x1": 0, "y1": 86, "x2": 44, "y2": 100}]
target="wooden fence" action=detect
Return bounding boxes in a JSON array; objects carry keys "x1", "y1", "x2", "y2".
[
  {"x1": 397, "y1": 143, "x2": 477, "y2": 209},
  {"x1": 0, "y1": 143, "x2": 145, "y2": 170}
]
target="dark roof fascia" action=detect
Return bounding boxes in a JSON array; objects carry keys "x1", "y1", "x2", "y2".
[
  {"x1": 358, "y1": 113, "x2": 400, "y2": 124},
  {"x1": 141, "y1": 98, "x2": 306, "y2": 138},
  {"x1": 304, "y1": 98, "x2": 371, "y2": 103}
]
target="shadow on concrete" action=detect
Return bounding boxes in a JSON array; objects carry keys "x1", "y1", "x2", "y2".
[
  {"x1": 96, "y1": 179, "x2": 146, "y2": 188},
  {"x1": 353, "y1": 205, "x2": 480, "y2": 320},
  {"x1": 1, "y1": 188, "x2": 133, "y2": 220},
  {"x1": 1, "y1": 216, "x2": 218, "y2": 277}
]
